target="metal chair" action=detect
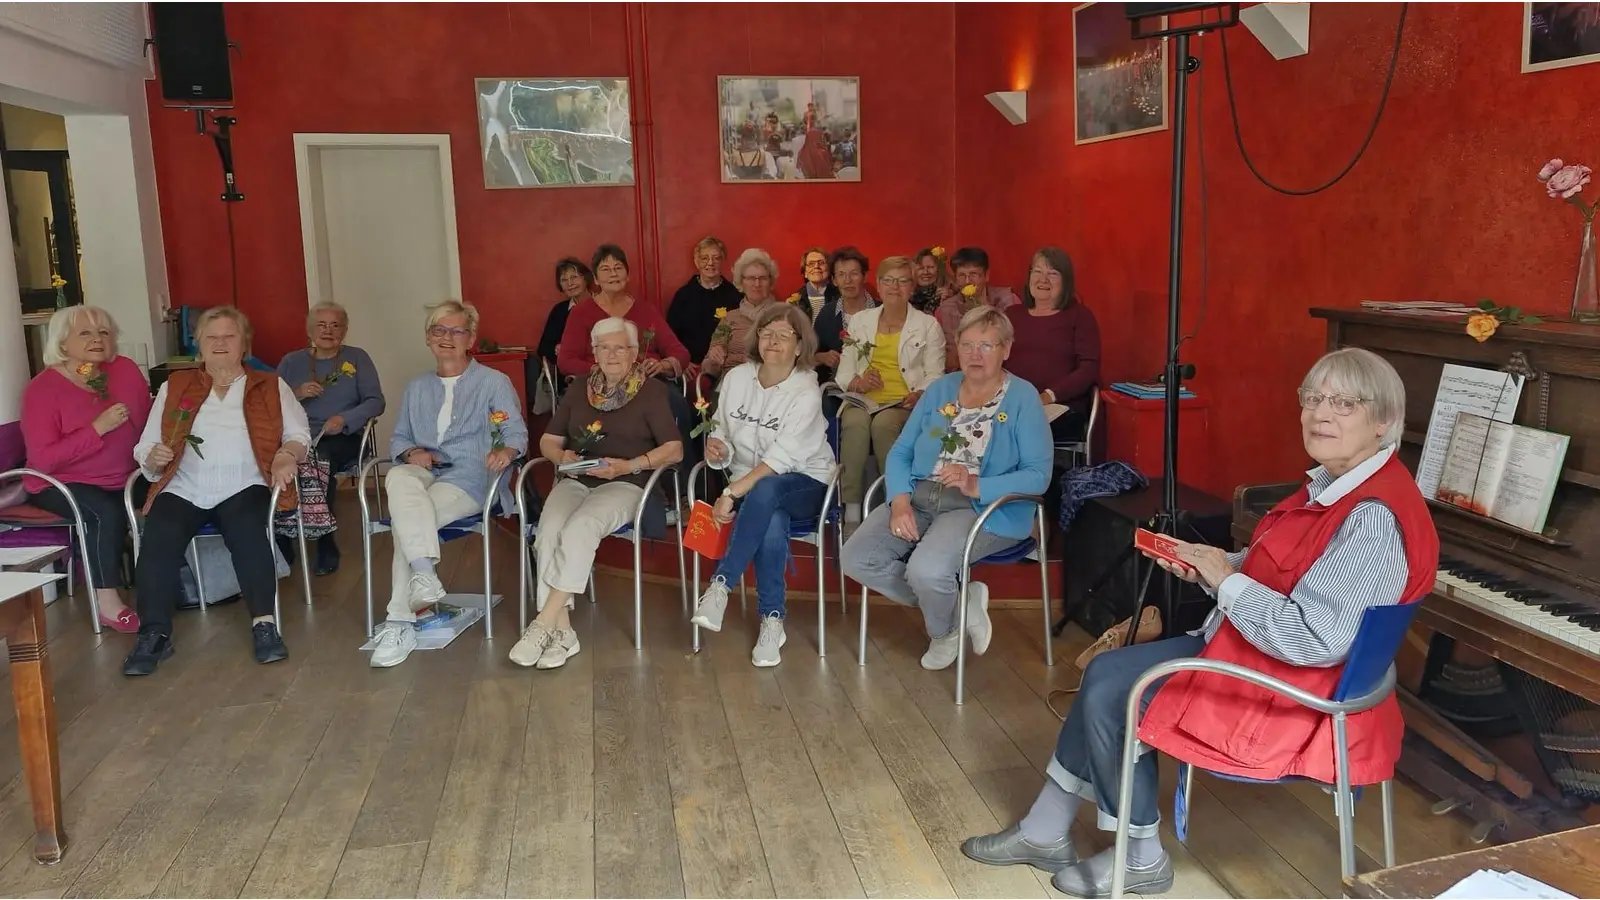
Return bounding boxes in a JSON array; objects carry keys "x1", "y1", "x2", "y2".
[
  {"x1": 357, "y1": 458, "x2": 514, "y2": 640},
  {"x1": 857, "y1": 474, "x2": 1053, "y2": 704},
  {"x1": 513, "y1": 458, "x2": 685, "y2": 650},
  {"x1": 0, "y1": 468, "x2": 100, "y2": 630},
  {"x1": 683, "y1": 460, "x2": 844, "y2": 656},
  {"x1": 1108, "y1": 602, "x2": 1420, "y2": 897},
  {"x1": 1053, "y1": 385, "x2": 1101, "y2": 468}
]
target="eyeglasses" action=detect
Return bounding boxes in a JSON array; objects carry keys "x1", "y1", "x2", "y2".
[
  {"x1": 879, "y1": 276, "x2": 912, "y2": 286},
  {"x1": 742, "y1": 274, "x2": 772, "y2": 282},
  {"x1": 803, "y1": 259, "x2": 827, "y2": 269},
  {"x1": 428, "y1": 326, "x2": 471, "y2": 339},
  {"x1": 1297, "y1": 388, "x2": 1368, "y2": 415},
  {"x1": 596, "y1": 265, "x2": 627, "y2": 276},
  {"x1": 758, "y1": 328, "x2": 797, "y2": 342},
  {"x1": 592, "y1": 344, "x2": 633, "y2": 356},
  {"x1": 958, "y1": 340, "x2": 1002, "y2": 356}
]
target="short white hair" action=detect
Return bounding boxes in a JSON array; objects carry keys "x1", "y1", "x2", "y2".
[
  {"x1": 591, "y1": 316, "x2": 638, "y2": 347},
  {"x1": 1302, "y1": 347, "x2": 1406, "y2": 448},
  {"x1": 43, "y1": 305, "x2": 120, "y2": 366},
  {"x1": 425, "y1": 299, "x2": 479, "y2": 332},
  {"x1": 306, "y1": 300, "x2": 349, "y2": 333},
  {"x1": 732, "y1": 247, "x2": 779, "y2": 284}
]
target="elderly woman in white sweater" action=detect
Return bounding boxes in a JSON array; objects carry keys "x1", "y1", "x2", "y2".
[{"x1": 689, "y1": 303, "x2": 836, "y2": 667}]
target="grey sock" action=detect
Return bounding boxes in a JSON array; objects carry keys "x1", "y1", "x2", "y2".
[
  {"x1": 408, "y1": 557, "x2": 436, "y2": 577},
  {"x1": 1127, "y1": 833, "x2": 1165, "y2": 868},
  {"x1": 1019, "y1": 779, "x2": 1080, "y2": 845}
]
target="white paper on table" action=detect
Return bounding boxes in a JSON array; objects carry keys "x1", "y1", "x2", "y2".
[
  {"x1": 0, "y1": 546, "x2": 68, "y2": 568},
  {"x1": 1415, "y1": 364, "x2": 1523, "y2": 500},
  {"x1": 1435, "y1": 868, "x2": 1575, "y2": 900}
]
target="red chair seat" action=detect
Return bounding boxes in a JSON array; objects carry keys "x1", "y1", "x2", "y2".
[{"x1": 0, "y1": 504, "x2": 71, "y2": 526}]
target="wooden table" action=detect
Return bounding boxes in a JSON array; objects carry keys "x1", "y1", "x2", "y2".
[
  {"x1": 1346, "y1": 824, "x2": 1600, "y2": 898},
  {"x1": 0, "y1": 572, "x2": 66, "y2": 865}
]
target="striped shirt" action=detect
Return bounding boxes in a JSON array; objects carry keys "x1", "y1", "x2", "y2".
[{"x1": 1195, "y1": 446, "x2": 1408, "y2": 668}]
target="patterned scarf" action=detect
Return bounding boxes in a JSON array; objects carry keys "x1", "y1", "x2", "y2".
[{"x1": 586, "y1": 363, "x2": 647, "y2": 412}]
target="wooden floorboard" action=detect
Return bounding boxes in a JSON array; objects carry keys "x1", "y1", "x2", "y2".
[{"x1": 0, "y1": 499, "x2": 1478, "y2": 898}]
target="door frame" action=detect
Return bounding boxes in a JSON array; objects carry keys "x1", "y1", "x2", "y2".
[
  {"x1": 2, "y1": 148, "x2": 83, "y2": 309},
  {"x1": 291, "y1": 133, "x2": 463, "y2": 307}
]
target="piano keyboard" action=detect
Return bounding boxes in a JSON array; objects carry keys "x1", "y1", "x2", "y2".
[{"x1": 1435, "y1": 557, "x2": 1600, "y2": 658}]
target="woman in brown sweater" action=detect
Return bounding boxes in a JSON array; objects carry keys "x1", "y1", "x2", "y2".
[{"x1": 1003, "y1": 247, "x2": 1101, "y2": 443}]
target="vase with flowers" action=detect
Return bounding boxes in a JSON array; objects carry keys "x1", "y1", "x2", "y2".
[{"x1": 1536, "y1": 157, "x2": 1598, "y2": 324}]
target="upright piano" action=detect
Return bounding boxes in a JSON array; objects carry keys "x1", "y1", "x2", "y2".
[{"x1": 1235, "y1": 307, "x2": 1600, "y2": 841}]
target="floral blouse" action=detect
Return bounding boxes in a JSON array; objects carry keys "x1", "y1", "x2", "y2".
[{"x1": 935, "y1": 376, "x2": 1012, "y2": 474}]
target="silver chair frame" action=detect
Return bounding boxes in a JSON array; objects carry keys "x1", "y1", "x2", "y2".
[
  {"x1": 1053, "y1": 385, "x2": 1101, "y2": 468},
  {"x1": 1, "y1": 468, "x2": 101, "y2": 631},
  {"x1": 1109, "y1": 658, "x2": 1398, "y2": 897}
]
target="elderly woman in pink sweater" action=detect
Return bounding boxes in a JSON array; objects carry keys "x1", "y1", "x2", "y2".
[{"x1": 20, "y1": 305, "x2": 153, "y2": 632}]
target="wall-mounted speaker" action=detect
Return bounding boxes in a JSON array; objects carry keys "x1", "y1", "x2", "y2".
[{"x1": 149, "y1": 3, "x2": 234, "y2": 107}]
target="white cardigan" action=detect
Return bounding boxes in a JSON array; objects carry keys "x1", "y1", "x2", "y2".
[{"x1": 833, "y1": 305, "x2": 946, "y2": 395}]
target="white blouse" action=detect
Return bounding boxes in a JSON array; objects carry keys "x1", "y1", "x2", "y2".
[{"x1": 134, "y1": 375, "x2": 312, "y2": 510}]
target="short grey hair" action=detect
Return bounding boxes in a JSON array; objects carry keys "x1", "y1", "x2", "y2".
[
  {"x1": 425, "y1": 299, "x2": 478, "y2": 333},
  {"x1": 306, "y1": 300, "x2": 349, "y2": 333},
  {"x1": 1301, "y1": 347, "x2": 1406, "y2": 448},
  {"x1": 743, "y1": 302, "x2": 817, "y2": 370},
  {"x1": 590, "y1": 316, "x2": 639, "y2": 347},
  {"x1": 193, "y1": 305, "x2": 254, "y2": 354},
  {"x1": 732, "y1": 247, "x2": 779, "y2": 284},
  {"x1": 43, "y1": 305, "x2": 120, "y2": 366},
  {"x1": 956, "y1": 305, "x2": 1014, "y2": 345}
]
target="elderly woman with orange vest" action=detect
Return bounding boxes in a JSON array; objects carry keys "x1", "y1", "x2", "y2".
[
  {"x1": 959, "y1": 347, "x2": 1439, "y2": 897},
  {"x1": 127, "y1": 306, "x2": 311, "y2": 677}
]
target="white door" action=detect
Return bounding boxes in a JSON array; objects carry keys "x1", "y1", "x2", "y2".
[{"x1": 299, "y1": 139, "x2": 460, "y2": 457}]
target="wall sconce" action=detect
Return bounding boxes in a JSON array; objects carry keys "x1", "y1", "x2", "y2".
[{"x1": 985, "y1": 90, "x2": 1027, "y2": 125}]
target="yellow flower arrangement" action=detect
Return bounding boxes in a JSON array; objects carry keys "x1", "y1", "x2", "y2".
[{"x1": 50, "y1": 274, "x2": 68, "y2": 289}]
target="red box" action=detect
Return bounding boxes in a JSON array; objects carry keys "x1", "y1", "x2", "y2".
[{"x1": 1102, "y1": 388, "x2": 1211, "y2": 486}]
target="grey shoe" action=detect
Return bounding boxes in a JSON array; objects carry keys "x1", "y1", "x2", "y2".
[
  {"x1": 921, "y1": 630, "x2": 961, "y2": 670},
  {"x1": 960, "y1": 824, "x2": 1079, "y2": 872},
  {"x1": 751, "y1": 613, "x2": 785, "y2": 667},
  {"x1": 965, "y1": 581, "x2": 992, "y2": 655},
  {"x1": 1051, "y1": 846, "x2": 1174, "y2": 898},
  {"x1": 690, "y1": 577, "x2": 731, "y2": 632}
]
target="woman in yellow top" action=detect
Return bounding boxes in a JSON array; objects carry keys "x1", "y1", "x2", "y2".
[{"x1": 834, "y1": 255, "x2": 946, "y2": 523}]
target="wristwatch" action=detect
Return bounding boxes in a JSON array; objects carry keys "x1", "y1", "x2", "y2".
[{"x1": 630, "y1": 457, "x2": 642, "y2": 476}]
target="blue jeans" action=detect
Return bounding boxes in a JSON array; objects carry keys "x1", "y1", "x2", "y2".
[
  {"x1": 1051, "y1": 634, "x2": 1205, "y2": 837},
  {"x1": 712, "y1": 472, "x2": 828, "y2": 618}
]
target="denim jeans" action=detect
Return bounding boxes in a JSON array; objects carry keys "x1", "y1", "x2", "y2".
[
  {"x1": 1049, "y1": 634, "x2": 1206, "y2": 838},
  {"x1": 712, "y1": 472, "x2": 828, "y2": 618}
]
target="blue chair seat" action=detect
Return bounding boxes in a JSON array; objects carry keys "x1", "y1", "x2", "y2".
[{"x1": 977, "y1": 537, "x2": 1038, "y2": 566}]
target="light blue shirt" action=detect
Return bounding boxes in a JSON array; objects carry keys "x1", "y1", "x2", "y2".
[{"x1": 389, "y1": 360, "x2": 528, "y2": 508}]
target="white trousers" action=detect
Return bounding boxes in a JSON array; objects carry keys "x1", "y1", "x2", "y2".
[
  {"x1": 385, "y1": 464, "x2": 481, "y2": 621},
  {"x1": 533, "y1": 478, "x2": 642, "y2": 612}
]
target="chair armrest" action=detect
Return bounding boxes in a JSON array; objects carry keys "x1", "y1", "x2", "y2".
[
  {"x1": 1122, "y1": 657, "x2": 1398, "y2": 735},
  {"x1": 962, "y1": 493, "x2": 1045, "y2": 570},
  {"x1": 514, "y1": 457, "x2": 553, "y2": 534},
  {"x1": 685, "y1": 460, "x2": 710, "y2": 507},
  {"x1": 634, "y1": 463, "x2": 681, "y2": 531},
  {"x1": 484, "y1": 465, "x2": 517, "y2": 520},
  {"x1": 863, "y1": 474, "x2": 887, "y2": 514},
  {"x1": 356, "y1": 456, "x2": 386, "y2": 523}
]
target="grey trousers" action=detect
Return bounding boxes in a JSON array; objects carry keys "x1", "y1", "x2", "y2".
[{"x1": 841, "y1": 481, "x2": 1019, "y2": 639}]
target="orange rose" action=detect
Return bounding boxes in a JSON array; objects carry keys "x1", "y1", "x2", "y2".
[{"x1": 1465, "y1": 313, "x2": 1499, "y2": 342}]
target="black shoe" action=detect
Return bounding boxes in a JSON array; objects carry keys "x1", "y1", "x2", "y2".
[
  {"x1": 252, "y1": 621, "x2": 288, "y2": 664},
  {"x1": 275, "y1": 534, "x2": 297, "y2": 566},
  {"x1": 315, "y1": 535, "x2": 341, "y2": 576},
  {"x1": 123, "y1": 631, "x2": 175, "y2": 676}
]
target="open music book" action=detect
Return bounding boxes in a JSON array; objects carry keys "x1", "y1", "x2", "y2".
[
  {"x1": 1435, "y1": 412, "x2": 1569, "y2": 534},
  {"x1": 1416, "y1": 363, "x2": 1524, "y2": 499}
]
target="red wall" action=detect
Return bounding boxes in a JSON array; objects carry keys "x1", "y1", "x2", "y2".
[
  {"x1": 147, "y1": 2, "x2": 955, "y2": 364},
  {"x1": 953, "y1": 2, "x2": 1600, "y2": 498}
]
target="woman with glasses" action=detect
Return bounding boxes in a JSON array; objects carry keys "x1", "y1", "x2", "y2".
[
  {"x1": 841, "y1": 305, "x2": 1050, "y2": 669},
  {"x1": 366, "y1": 300, "x2": 528, "y2": 669},
  {"x1": 1004, "y1": 247, "x2": 1101, "y2": 443},
  {"x1": 689, "y1": 304, "x2": 836, "y2": 667},
  {"x1": 700, "y1": 248, "x2": 780, "y2": 377},
  {"x1": 537, "y1": 257, "x2": 593, "y2": 374},
  {"x1": 557, "y1": 244, "x2": 690, "y2": 382},
  {"x1": 834, "y1": 255, "x2": 945, "y2": 525},
  {"x1": 961, "y1": 347, "x2": 1438, "y2": 898},
  {"x1": 812, "y1": 246, "x2": 877, "y2": 386},
  {"x1": 666, "y1": 237, "x2": 742, "y2": 367}
]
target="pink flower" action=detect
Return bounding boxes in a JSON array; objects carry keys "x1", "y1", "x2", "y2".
[
  {"x1": 1537, "y1": 158, "x2": 1565, "y2": 182},
  {"x1": 1546, "y1": 164, "x2": 1592, "y2": 200},
  {"x1": 178, "y1": 398, "x2": 196, "y2": 412}
]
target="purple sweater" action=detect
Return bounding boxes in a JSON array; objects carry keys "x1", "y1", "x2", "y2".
[{"x1": 21, "y1": 355, "x2": 152, "y2": 493}]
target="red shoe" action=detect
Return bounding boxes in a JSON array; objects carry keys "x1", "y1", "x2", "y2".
[{"x1": 99, "y1": 607, "x2": 140, "y2": 634}]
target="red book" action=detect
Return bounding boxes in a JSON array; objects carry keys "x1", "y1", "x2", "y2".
[{"x1": 1134, "y1": 528, "x2": 1188, "y2": 569}]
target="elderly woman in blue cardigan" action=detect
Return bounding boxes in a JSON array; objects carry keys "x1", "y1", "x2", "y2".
[
  {"x1": 841, "y1": 305, "x2": 1052, "y2": 671},
  {"x1": 368, "y1": 300, "x2": 528, "y2": 669}
]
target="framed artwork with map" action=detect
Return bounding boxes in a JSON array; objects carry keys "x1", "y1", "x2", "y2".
[{"x1": 475, "y1": 78, "x2": 634, "y2": 188}]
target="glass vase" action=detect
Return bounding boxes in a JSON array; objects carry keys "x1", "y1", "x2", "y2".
[{"x1": 1572, "y1": 218, "x2": 1600, "y2": 324}]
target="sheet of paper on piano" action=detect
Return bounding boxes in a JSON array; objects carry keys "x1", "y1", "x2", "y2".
[{"x1": 1415, "y1": 363, "x2": 1524, "y2": 500}]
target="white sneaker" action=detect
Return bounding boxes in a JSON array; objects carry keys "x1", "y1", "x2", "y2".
[
  {"x1": 965, "y1": 581, "x2": 993, "y2": 656},
  {"x1": 536, "y1": 628, "x2": 581, "y2": 669},
  {"x1": 509, "y1": 621, "x2": 556, "y2": 668},
  {"x1": 752, "y1": 613, "x2": 786, "y2": 667},
  {"x1": 690, "y1": 577, "x2": 731, "y2": 632},
  {"x1": 921, "y1": 630, "x2": 961, "y2": 670},
  {"x1": 369, "y1": 620, "x2": 418, "y2": 668},
  {"x1": 407, "y1": 571, "x2": 447, "y2": 611}
]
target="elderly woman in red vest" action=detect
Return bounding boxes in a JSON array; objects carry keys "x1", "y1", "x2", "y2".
[
  {"x1": 961, "y1": 347, "x2": 1438, "y2": 897},
  {"x1": 127, "y1": 307, "x2": 311, "y2": 677}
]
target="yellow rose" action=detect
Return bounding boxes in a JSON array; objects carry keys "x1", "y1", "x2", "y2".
[
  {"x1": 50, "y1": 274, "x2": 67, "y2": 289},
  {"x1": 939, "y1": 402, "x2": 959, "y2": 418},
  {"x1": 786, "y1": 292, "x2": 800, "y2": 304},
  {"x1": 961, "y1": 284, "x2": 978, "y2": 298},
  {"x1": 1465, "y1": 313, "x2": 1499, "y2": 343},
  {"x1": 341, "y1": 362, "x2": 357, "y2": 375},
  {"x1": 931, "y1": 246, "x2": 946, "y2": 258},
  {"x1": 714, "y1": 308, "x2": 728, "y2": 319},
  {"x1": 694, "y1": 397, "x2": 709, "y2": 412}
]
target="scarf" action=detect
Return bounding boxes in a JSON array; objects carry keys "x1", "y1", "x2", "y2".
[{"x1": 587, "y1": 363, "x2": 647, "y2": 412}]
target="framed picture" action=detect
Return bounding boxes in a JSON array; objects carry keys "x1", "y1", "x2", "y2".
[
  {"x1": 717, "y1": 76, "x2": 860, "y2": 182},
  {"x1": 474, "y1": 78, "x2": 634, "y2": 188},
  {"x1": 1523, "y1": 2, "x2": 1600, "y2": 73},
  {"x1": 1072, "y1": 2, "x2": 1169, "y2": 145}
]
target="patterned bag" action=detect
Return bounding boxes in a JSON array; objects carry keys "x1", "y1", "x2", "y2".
[{"x1": 274, "y1": 456, "x2": 335, "y2": 539}]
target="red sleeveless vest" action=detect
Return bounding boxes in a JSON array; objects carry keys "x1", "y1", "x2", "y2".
[{"x1": 1137, "y1": 453, "x2": 1438, "y2": 785}]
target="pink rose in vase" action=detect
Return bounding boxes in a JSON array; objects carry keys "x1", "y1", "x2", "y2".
[
  {"x1": 1537, "y1": 158, "x2": 1565, "y2": 182},
  {"x1": 1546, "y1": 164, "x2": 1592, "y2": 201}
]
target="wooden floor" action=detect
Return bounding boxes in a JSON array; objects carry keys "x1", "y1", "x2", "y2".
[{"x1": 0, "y1": 508, "x2": 1479, "y2": 899}]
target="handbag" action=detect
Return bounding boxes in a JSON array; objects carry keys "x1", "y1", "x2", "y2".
[
  {"x1": 1047, "y1": 606, "x2": 1164, "y2": 718},
  {"x1": 682, "y1": 500, "x2": 731, "y2": 560},
  {"x1": 274, "y1": 456, "x2": 335, "y2": 539}
]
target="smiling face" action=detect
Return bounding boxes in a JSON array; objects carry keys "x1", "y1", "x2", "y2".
[
  {"x1": 803, "y1": 251, "x2": 829, "y2": 286},
  {"x1": 61, "y1": 310, "x2": 114, "y2": 366},
  {"x1": 877, "y1": 265, "x2": 913, "y2": 310},
  {"x1": 833, "y1": 259, "x2": 864, "y2": 300},
  {"x1": 558, "y1": 266, "x2": 588, "y2": 300},
  {"x1": 426, "y1": 312, "x2": 474, "y2": 367},
  {"x1": 594, "y1": 254, "x2": 629, "y2": 295},
  {"x1": 913, "y1": 254, "x2": 940, "y2": 287},
  {"x1": 1029, "y1": 255, "x2": 1064, "y2": 308},
  {"x1": 310, "y1": 308, "x2": 347, "y2": 353},
  {"x1": 757, "y1": 318, "x2": 799, "y2": 370},
  {"x1": 1299, "y1": 380, "x2": 1384, "y2": 474},
  {"x1": 954, "y1": 263, "x2": 989, "y2": 296},
  {"x1": 591, "y1": 328, "x2": 638, "y2": 381},
  {"x1": 199, "y1": 316, "x2": 245, "y2": 369},
  {"x1": 695, "y1": 245, "x2": 725, "y2": 281}
]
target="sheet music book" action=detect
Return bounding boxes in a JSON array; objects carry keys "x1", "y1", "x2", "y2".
[
  {"x1": 1415, "y1": 364, "x2": 1524, "y2": 499},
  {"x1": 1436, "y1": 413, "x2": 1569, "y2": 533},
  {"x1": 836, "y1": 392, "x2": 900, "y2": 414}
]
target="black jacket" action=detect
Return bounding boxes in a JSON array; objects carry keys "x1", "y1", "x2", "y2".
[{"x1": 666, "y1": 275, "x2": 744, "y2": 364}]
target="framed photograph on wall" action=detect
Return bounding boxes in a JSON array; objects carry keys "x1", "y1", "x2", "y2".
[
  {"x1": 717, "y1": 76, "x2": 860, "y2": 182},
  {"x1": 474, "y1": 78, "x2": 634, "y2": 188},
  {"x1": 1523, "y1": 2, "x2": 1600, "y2": 73},
  {"x1": 1072, "y1": 2, "x2": 1169, "y2": 145}
]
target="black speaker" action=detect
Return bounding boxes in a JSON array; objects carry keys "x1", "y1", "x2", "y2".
[
  {"x1": 1060, "y1": 479, "x2": 1232, "y2": 640},
  {"x1": 150, "y1": 3, "x2": 234, "y2": 107}
]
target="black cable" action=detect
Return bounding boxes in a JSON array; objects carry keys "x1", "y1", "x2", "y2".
[
  {"x1": 1219, "y1": 3, "x2": 1408, "y2": 196},
  {"x1": 225, "y1": 199, "x2": 238, "y2": 307}
]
